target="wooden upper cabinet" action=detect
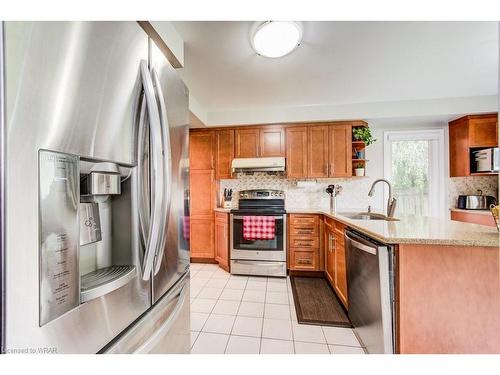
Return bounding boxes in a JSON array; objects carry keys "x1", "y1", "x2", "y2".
[
  {"x1": 449, "y1": 114, "x2": 498, "y2": 177},
  {"x1": 449, "y1": 118, "x2": 470, "y2": 177},
  {"x1": 190, "y1": 131, "x2": 214, "y2": 170},
  {"x1": 215, "y1": 129, "x2": 234, "y2": 179},
  {"x1": 307, "y1": 125, "x2": 330, "y2": 178},
  {"x1": 329, "y1": 124, "x2": 352, "y2": 177},
  {"x1": 286, "y1": 127, "x2": 307, "y2": 178},
  {"x1": 235, "y1": 128, "x2": 260, "y2": 158},
  {"x1": 469, "y1": 115, "x2": 498, "y2": 147},
  {"x1": 260, "y1": 126, "x2": 286, "y2": 157},
  {"x1": 235, "y1": 126, "x2": 285, "y2": 158}
]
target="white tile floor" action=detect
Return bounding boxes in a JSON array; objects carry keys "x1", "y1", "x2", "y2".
[{"x1": 189, "y1": 263, "x2": 365, "y2": 354}]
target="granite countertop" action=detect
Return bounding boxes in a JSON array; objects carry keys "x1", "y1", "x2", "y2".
[
  {"x1": 286, "y1": 209, "x2": 499, "y2": 247},
  {"x1": 450, "y1": 208, "x2": 493, "y2": 216},
  {"x1": 214, "y1": 207, "x2": 232, "y2": 213}
]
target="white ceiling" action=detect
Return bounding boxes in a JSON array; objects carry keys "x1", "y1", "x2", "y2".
[{"x1": 172, "y1": 21, "x2": 498, "y2": 125}]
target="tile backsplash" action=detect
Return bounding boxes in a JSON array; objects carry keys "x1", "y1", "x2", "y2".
[
  {"x1": 448, "y1": 176, "x2": 498, "y2": 209},
  {"x1": 219, "y1": 173, "x2": 499, "y2": 213},
  {"x1": 218, "y1": 172, "x2": 379, "y2": 211}
]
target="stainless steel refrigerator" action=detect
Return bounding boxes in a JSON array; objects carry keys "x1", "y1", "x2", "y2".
[{"x1": 0, "y1": 21, "x2": 190, "y2": 354}]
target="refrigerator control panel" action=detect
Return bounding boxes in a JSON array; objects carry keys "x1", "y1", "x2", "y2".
[{"x1": 39, "y1": 150, "x2": 80, "y2": 326}]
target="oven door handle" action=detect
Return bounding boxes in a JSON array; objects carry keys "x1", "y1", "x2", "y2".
[
  {"x1": 232, "y1": 260, "x2": 284, "y2": 267},
  {"x1": 232, "y1": 215, "x2": 284, "y2": 220}
]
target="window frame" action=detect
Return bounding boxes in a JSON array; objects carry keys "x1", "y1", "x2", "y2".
[{"x1": 383, "y1": 129, "x2": 446, "y2": 218}]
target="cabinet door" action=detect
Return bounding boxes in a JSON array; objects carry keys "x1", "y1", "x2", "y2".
[
  {"x1": 324, "y1": 227, "x2": 335, "y2": 286},
  {"x1": 469, "y1": 116, "x2": 498, "y2": 147},
  {"x1": 189, "y1": 170, "x2": 214, "y2": 217},
  {"x1": 286, "y1": 126, "x2": 307, "y2": 178},
  {"x1": 449, "y1": 119, "x2": 470, "y2": 177},
  {"x1": 307, "y1": 125, "x2": 329, "y2": 178},
  {"x1": 260, "y1": 127, "x2": 286, "y2": 157},
  {"x1": 235, "y1": 128, "x2": 260, "y2": 158},
  {"x1": 190, "y1": 131, "x2": 214, "y2": 170},
  {"x1": 215, "y1": 220, "x2": 229, "y2": 270},
  {"x1": 215, "y1": 129, "x2": 234, "y2": 179},
  {"x1": 334, "y1": 231, "x2": 348, "y2": 308},
  {"x1": 329, "y1": 125, "x2": 352, "y2": 177},
  {"x1": 190, "y1": 218, "x2": 214, "y2": 258}
]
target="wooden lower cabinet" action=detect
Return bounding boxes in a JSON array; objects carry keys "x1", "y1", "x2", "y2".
[
  {"x1": 322, "y1": 216, "x2": 348, "y2": 308},
  {"x1": 190, "y1": 218, "x2": 214, "y2": 259},
  {"x1": 214, "y1": 212, "x2": 230, "y2": 271},
  {"x1": 333, "y1": 229, "x2": 348, "y2": 308},
  {"x1": 324, "y1": 224, "x2": 335, "y2": 286},
  {"x1": 288, "y1": 214, "x2": 321, "y2": 271}
]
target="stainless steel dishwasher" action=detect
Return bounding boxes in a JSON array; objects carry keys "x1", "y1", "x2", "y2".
[{"x1": 345, "y1": 230, "x2": 395, "y2": 354}]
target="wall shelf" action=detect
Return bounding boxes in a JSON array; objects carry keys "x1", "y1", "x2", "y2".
[{"x1": 352, "y1": 141, "x2": 366, "y2": 146}]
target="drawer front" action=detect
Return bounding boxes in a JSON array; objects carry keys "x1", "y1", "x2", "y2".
[
  {"x1": 289, "y1": 236, "x2": 319, "y2": 248},
  {"x1": 334, "y1": 219, "x2": 346, "y2": 233},
  {"x1": 289, "y1": 225, "x2": 319, "y2": 237},
  {"x1": 289, "y1": 214, "x2": 319, "y2": 227},
  {"x1": 215, "y1": 211, "x2": 229, "y2": 223},
  {"x1": 324, "y1": 216, "x2": 335, "y2": 229},
  {"x1": 290, "y1": 249, "x2": 319, "y2": 271}
]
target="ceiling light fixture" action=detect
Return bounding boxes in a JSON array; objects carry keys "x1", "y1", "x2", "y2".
[{"x1": 251, "y1": 21, "x2": 302, "y2": 58}]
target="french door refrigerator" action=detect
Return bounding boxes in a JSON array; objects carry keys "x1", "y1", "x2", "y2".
[{"x1": 0, "y1": 21, "x2": 190, "y2": 354}]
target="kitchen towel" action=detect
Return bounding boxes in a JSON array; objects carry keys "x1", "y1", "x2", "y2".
[
  {"x1": 182, "y1": 216, "x2": 190, "y2": 240},
  {"x1": 243, "y1": 216, "x2": 276, "y2": 240}
]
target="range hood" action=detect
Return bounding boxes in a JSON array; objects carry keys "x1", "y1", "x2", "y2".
[{"x1": 231, "y1": 157, "x2": 286, "y2": 173}]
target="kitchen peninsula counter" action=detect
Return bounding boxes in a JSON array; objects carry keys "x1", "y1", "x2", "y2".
[
  {"x1": 286, "y1": 209, "x2": 499, "y2": 247},
  {"x1": 287, "y1": 208, "x2": 500, "y2": 353}
]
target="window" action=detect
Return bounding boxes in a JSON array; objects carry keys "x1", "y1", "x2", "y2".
[{"x1": 383, "y1": 129, "x2": 446, "y2": 218}]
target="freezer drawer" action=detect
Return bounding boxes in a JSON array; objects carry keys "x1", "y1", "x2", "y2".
[{"x1": 102, "y1": 272, "x2": 190, "y2": 354}]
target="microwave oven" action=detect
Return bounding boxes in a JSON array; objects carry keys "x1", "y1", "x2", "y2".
[{"x1": 473, "y1": 147, "x2": 499, "y2": 173}]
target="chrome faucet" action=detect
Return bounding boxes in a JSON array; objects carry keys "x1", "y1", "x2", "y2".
[{"x1": 368, "y1": 179, "x2": 397, "y2": 218}]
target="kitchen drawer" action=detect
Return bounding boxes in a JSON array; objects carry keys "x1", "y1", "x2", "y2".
[
  {"x1": 289, "y1": 236, "x2": 319, "y2": 248},
  {"x1": 290, "y1": 249, "x2": 319, "y2": 271},
  {"x1": 289, "y1": 214, "x2": 319, "y2": 227},
  {"x1": 324, "y1": 216, "x2": 335, "y2": 230},
  {"x1": 334, "y1": 220, "x2": 346, "y2": 235},
  {"x1": 215, "y1": 211, "x2": 229, "y2": 223},
  {"x1": 289, "y1": 225, "x2": 319, "y2": 237}
]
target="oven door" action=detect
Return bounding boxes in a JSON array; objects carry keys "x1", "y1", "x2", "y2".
[{"x1": 230, "y1": 214, "x2": 286, "y2": 262}]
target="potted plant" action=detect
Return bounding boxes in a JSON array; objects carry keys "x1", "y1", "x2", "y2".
[
  {"x1": 353, "y1": 127, "x2": 376, "y2": 146},
  {"x1": 354, "y1": 162, "x2": 365, "y2": 177}
]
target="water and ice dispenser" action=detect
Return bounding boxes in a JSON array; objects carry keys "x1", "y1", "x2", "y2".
[{"x1": 39, "y1": 150, "x2": 137, "y2": 325}]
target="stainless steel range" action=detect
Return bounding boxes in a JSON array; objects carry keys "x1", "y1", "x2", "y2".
[{"x1": 230, "y1": 189, "x2": 287, "y2": 277}]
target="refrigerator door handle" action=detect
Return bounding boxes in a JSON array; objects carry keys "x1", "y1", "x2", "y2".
[
  {"x1": 151, "y1": 68, "x2": 172, "y2": 276},
  {"x1": 133, "y1": 282, "x2": 187, "y2": 353},
  {"x1": 139, "y1": 60, "x2": 164, "y2": 281},
  {"x1": 137, "y1": 97, "x2": 149, "y2": 254}
]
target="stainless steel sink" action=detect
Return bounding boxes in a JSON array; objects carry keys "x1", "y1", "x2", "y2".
[{"x1": 339, "y1": 212, "x2": 399, "y2": 221}]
